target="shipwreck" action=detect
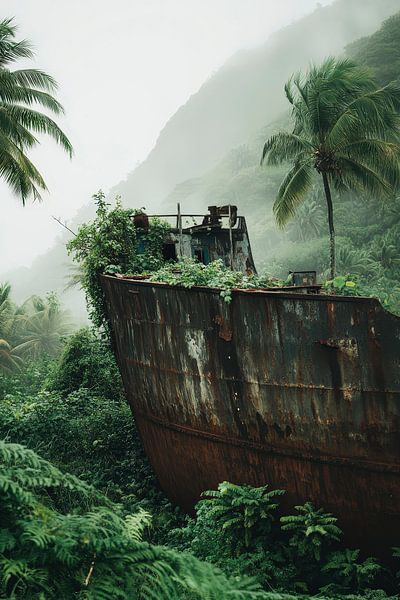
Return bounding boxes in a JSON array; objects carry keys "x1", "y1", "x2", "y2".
[{"x1": 101, "y1": 205, "x2": 400, "y2": 552}]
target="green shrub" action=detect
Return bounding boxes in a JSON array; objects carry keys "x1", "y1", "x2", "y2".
[
  {"x1": 0, "y1": 386, "x2": 184, "y2": 546},
  {"x1": 193, "y1": 482, "x2": 285, "y2": 554},
  {"x1": 280, "y1": 502, "x2": 342, "y2": 562},
  {"x1": 45, "y1": 327, "x2": 123, "y2": 400},
  {"x1": 321, "y1": 549, "x2": 383, "y2": 595},
  {"x1": 149, "y1": 257, "x2": 287, "y2": 303},
  {"x1": 0, "y1": 357, "x2": 53, "y2": 399}
]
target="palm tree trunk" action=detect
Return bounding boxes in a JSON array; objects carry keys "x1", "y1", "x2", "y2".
[{"x1": 322, "y1": 173, "x2": 335, "y2": 279}]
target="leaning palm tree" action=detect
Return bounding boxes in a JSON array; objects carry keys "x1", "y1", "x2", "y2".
[
  {"x1": 261, "y1": 57, "x2": 400, "y2": 278},
  {"x1": 0, "y1": 18, "x2": 72, "y2": 203}
]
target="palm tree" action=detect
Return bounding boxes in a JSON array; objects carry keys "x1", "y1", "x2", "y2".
[
  {"x1": 336, "y1": 246, "x2": 373, "y2": 276},
  {"x1": 261, "y1": 57, "x2": 400, "y2": 278},
  {"x1": 17, "y1": 293, "x2": 72, "y2": 359},
  {"x1": 0, "y1": 18, "x2": 72, "y2": 204},
  {"x1": 368, "y1": 234, "x2": 400, "y2": 272}
]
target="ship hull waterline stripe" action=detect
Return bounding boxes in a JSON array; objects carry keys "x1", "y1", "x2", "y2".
[{"x1": 134, "y1": 409, "x2": 400, "y2": 475}]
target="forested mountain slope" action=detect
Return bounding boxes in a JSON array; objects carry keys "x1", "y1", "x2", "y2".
[
  {"x1": 347, "y1": 11, "x2": 400, "y2": 84},
  {"x1": 111, "y1": 0, "x2": 399, "y2": 210}
]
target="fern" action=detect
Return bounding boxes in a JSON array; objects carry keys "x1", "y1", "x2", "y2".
[
  {"x1": 0, "y1": 440, "x2": 267, "y2": 599},
  {"x1": 320, "y1": 549, "x2": 382, "y2": 594},
  {"x1": 280, "y1": 502, "x2": 342, "y2": 562},
  {"x1": 197, "y1": 482, "x2": 285, "y2": 552}
]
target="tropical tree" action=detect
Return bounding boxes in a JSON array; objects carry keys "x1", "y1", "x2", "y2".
[
  {"x1": 261, "y1": 57, "x2": 400, "y2": 278},
  {"x1": 336, "y1": 245, "x2": 373, "y2": 276},
  {"x1": 0, "y1": 338, "x2": 22, "y2": 374},
  {"x1": 16, "y1": 293, "x2": 72, "y2": 359},
  {"x1": 368, "y1": 233, "x2": 400, "y2": 272},
  {"x1": 0, "y1": 17, "x2": 72, "y2": 203}
]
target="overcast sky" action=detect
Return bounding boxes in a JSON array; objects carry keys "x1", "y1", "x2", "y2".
[{"x1": 0, "y1": 0, "x2": 332, "y2": 274}]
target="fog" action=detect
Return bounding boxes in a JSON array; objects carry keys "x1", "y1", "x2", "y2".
[{"x1": 0, "y1": 0, "x2": 334, "y2": 275}]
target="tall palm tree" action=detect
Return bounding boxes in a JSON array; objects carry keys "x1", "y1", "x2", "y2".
[
  {"x1": 0, "y1": 18, "x2": 72, "y2": 204},
  {"x1": 261, "y1": 57, "x2": 400, "y2": 278}
]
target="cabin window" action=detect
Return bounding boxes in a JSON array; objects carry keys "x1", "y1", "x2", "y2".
[
  {"x1": 194, "y1": 248, "x2": 204, "y2": 263},
  {"x1": 162, "y1": 242, "x2": 177, "y2": 261}
]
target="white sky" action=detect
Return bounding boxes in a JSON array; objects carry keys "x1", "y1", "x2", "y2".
[{"x1": 0, "y1": 0, "x2": 332, "y2": 274}]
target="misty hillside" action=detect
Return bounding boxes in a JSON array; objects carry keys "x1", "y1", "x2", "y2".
[
  {"x1": 4, "y1": 0, "x2": 400, "y2": 313},
  {"x1": 162, "y1": 10, "x2": 400, "y2": 274},
  {"x1": 112, "y1": 0, "x2": 400, "y2": 210}
]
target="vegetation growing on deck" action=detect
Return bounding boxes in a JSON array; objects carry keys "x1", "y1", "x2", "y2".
[{"x1": 67, "y1": 192, "x2": 169, "y2": 333}]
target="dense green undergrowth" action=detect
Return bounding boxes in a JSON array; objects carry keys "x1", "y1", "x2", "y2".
[{"x1": 1, "y1": 332, "x2": 400, "y2": 598}]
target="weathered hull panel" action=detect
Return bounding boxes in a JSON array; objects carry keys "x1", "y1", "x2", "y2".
[{"x1": 101, "y1": 275, "x2": 400, "y2": 550}]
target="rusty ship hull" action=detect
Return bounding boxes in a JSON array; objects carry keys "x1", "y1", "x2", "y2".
[{"x1": 101, "y1": 274, "x2": 400, "y2": 550}]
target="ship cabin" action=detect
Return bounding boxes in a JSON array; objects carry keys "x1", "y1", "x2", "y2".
[
  {"x1": 132, "y1": 204, "x2": 318, "y2": 289},
  {"x1": 133, "y1": 204, "x2": 257, "y2": 274}
]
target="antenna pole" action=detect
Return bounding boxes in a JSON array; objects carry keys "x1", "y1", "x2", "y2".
[
  {"x1": 228, "y1": 204, "x2": 234, "y2": 270},
  {"x1": 177, "y1": 202, "x2": 183, "y2": 257}
]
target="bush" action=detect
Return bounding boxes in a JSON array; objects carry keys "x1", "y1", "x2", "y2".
[
  {"x1": 67, "y1": 192, "x2": 169, "y2": 333},
  {"x1": 0, "y1": 385, "x2": 184, "y2": 546},
  {"x1": 45, "y1": 327, "x2": 123, "y2": 400}
]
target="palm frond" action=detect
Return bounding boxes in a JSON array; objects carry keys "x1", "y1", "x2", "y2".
[
  {"x1": 273, "y1": 161, "x2": 314, "y2": 227},
  {"x1": 0, "y1": 18, "x2": 72, "y2": 202},
  {"x1": 336, "y1": 156, "x2": 394, "y2": 198},
  {"x1": 327, "y1": 83, "x2": 400, "y2": 148},
  {"x1": 0, "y1": 19, "x2": 33, "y2": 67},
  {"x1": 261, "y1": 132, "x2": 313, "y2": 166},
  {"x1": 3, "y1": 68, "x2": 58, "y2": 91},
  {"x1": 0, "y1": 81, "x2": 65, "y2": 114},
  {"x1": 5, "y1": 105, "x2": 73, "y2": 156}
]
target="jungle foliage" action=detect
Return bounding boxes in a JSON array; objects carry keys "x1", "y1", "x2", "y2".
[
  {"x1": 44, "y1": 327, "x2": 123, "y2": 401},
  {"x1": 0, "y1": 283, "x2": 71, "y2": 375},
  {"x1": 0, "y1": 440, "x2": 266, "y2": 600},
  {"x1": 67, "y1": 192, "x2": 169, "y2": 333},
  {"x1": 347, "y1": 13, "x2": 400, "y2": 86}
]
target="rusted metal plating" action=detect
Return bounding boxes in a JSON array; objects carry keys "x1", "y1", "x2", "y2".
[{"x1": 101, "y1": 275, "x2": 400, "y2": 553}]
